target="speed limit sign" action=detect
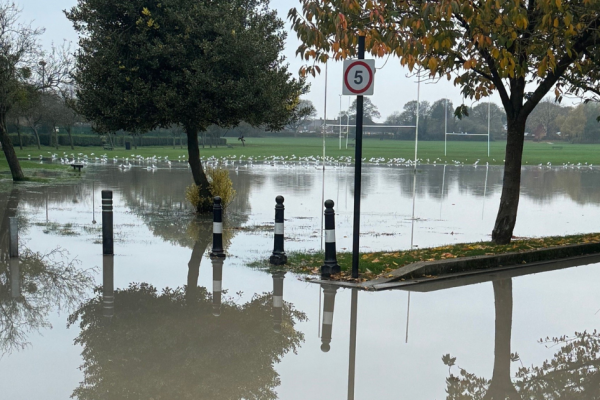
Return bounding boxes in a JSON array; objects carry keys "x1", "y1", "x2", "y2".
[{"x1": 342, "y1": 59, "x2": 375, "y2": 96}]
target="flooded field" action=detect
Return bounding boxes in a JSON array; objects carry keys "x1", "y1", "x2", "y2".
[{"x1": 1, "y1": 161, "x2": 600, "y2": 399}]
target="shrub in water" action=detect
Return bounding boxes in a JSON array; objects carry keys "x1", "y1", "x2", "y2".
[{"x1": 185, "y1": 167, "x2": 236, "y2": 212}]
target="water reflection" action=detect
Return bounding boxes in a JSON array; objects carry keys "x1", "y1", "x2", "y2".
[
  {"x1": 79, "y1": 256, "x2": 307, "y2": 399},
  {"x1": 320, "y1": 284, "x2": 339, "y2": 353},
  {"x1": 0, "y1": 248, "x2": 93, "y2": 355},
  {"x1": 445, "y1": 276, "x2": 600, "y2": 399}
]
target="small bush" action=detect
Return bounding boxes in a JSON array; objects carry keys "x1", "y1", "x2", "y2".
[{"x1": 185, "y1": 167, "x2": 236, "y2": 211}]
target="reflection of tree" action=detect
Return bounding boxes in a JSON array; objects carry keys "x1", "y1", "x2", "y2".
[
  {"x1": 0, "y1": 188, "x2": 20, "y2": 259},
  {"x1": 444, "y1": 278, "x2": 600, "y2": 399},
  {"x1": 0, "y1": 248, "x2": 94, "y2": 354},
  {"x1": 69, "y1": 283, "x2": 307, "y2": 400},
  {"x1": 115, "y1": 168, "x2": 253, "y2": 248}
]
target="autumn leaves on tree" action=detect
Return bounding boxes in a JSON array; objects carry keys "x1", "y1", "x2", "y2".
[{"x1": 290, "y1": 0, "x2": 600, "y2": 244}]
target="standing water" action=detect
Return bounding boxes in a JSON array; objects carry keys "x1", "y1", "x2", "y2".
[{"x1": 1, "y1": 162, "x2": 600, "y2": 399}]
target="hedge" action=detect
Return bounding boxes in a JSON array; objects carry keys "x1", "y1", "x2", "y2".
[{"x1": 7, "y1": 133, "x2": 227, "y2": 148}]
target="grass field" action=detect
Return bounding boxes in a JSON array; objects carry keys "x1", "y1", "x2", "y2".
[{"x1": 1, "y1": 137, "x2": 599, "y2": 173}]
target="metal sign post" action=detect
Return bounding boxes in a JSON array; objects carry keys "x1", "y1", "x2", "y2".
[{"x1": 342, "y1": 36, "x2": 375, "y2": 279}]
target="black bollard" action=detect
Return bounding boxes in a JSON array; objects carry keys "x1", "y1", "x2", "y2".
[
  {"x1": 269, "y1": 196, "x2": 288, "y2": 265},
  {"x1": 272, "y1": 271, "x2": 286, "y2": 333},
  {"x1": 210, "y1": 197, "x2": 226, "y2": 257},
  {"x1": 8, "y1": 217, "x2": 17, "y2": 258},
  {"x1": 102, "y1": 191, "x2": 114, "y2": 255},
  {"x1": 211, "y1": 256, "x2": 224, "y2": 316},
  {"x1": 321, "y1": 200, "x2": 341, "y2": 277},
  {"x1": 102, "y1": 255, "x2": 114, "y2": 323},
  {"x1": 320, "y1": 284, "x2": 339, "y2": 352}
]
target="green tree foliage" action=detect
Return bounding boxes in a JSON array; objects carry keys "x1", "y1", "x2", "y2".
[
  {"x1": 286, "y1": 99, "x2": 317, "y2": 133},
  {"x1": 349, "y1": 97, "x2": 380, "y2": 124},
  {"x1": 289, "y1": 0, "x2": 600, "y2": 244},
  {"x1": 68, "y1": 283, "x2": 307, "y2": 400},
  {"x1": 66, "y1": 0, "x2": 306, "y2": 213},
  {"x1": 556, "y1": 103, "x2": 600, "y2": 143},
  {"x1": 455, "y1": 102, "x2": 506, "y2": 140},
  {"x1": 525, "y1": 97, "x2": 568, "y2": 139}
]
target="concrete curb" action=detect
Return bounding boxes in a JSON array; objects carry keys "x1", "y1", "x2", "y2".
[{"x1": 361, "y1": 241, "x2": 600, "y2": 288}]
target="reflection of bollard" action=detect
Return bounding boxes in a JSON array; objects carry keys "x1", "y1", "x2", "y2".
[
  {"x1": 272, "y1": 271, "x2": 285, "y2": 333},
  {"x1": 211, "y1": 256, "x2": 224, "y2": 316},
  {"x1": 320, "y1": 284, "x2": 339, "y2": 352},
  {"x1": 269, "y1": 196, "x2": 287, "y2": 265},
  {"x1": 10, "y1": 258, "x2": 20, "y2": 298},
  {"x1": 102, "y1": 255, "x2": 114, "y2": 322},
  {"x1": 102, "y1": 191, "x2": 114, "y2": 255},
  {"x1": 210, "y1": 197, "x2": 226, "y2": 257},
  {"x1": 9, "y1": 217, "x2": 18, "y2": 258},
  {"x1": 321, "y1": 200, "x2": 341, "y2": 277}
]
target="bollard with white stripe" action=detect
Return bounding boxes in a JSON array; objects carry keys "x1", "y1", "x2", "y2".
[
  {"x1": 320, "y1": 284, "x2": 339, "y2": 352},
  {"x1": 321, "y1": 199, "x2": 341, "y2": 278},
  {"x1": 102, "y1": 255, "x2": 114, "y2": 323},
  {"x1": 269, "y1": 196, "x2": 288, "y2": 265},
  {"x1": 272, "y1": 271, "x2": 286, "y2": 333},
  {"x1": 211, "y1": 255, "x2": 224, "y2": 316},
  {"x1": 210, "y1": 196, "x2": 226, "y2": 257},
  {"x1": 102, "y1": 191, "x2": 114, "y2": 255}
]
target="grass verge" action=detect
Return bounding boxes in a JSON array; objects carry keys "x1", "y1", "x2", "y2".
[{"x1": 249, "y1": 233, "x2": 600, "y2": 281}]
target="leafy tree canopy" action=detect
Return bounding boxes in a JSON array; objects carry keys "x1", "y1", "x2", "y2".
[{"x1": 66, "y1": 0, "x2": 306, "y2": 134}]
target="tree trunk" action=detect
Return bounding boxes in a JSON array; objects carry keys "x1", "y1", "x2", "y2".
[
  {"x1": 107, "y1": 132, "x2": 114, "y2": 149},
  {"x1": 133, "y1": 134, "x2": 137, "y2": 150},
  {"x1": 484, "y1": 279, "x2": 520, "y2": 400},
  {"x1": 0, "y1": 115, "x2": 25, "y2": 181},
  {"x1": 186, "y1": 128, "x2": 212, "y2": 213},
  {"x1": 16, "y1": 126, "x2": 22, "y2": 150},
  {"x1": 492, "y1": 117, "x2": 526, "y2": 244},
  {"x1": 32, "y1": 126, "x2": 41, "y2": 149},
  {"x1": 66, "y1": 127, "x2": 74, "y2": 150},
  {"x1": 54, "y1": 126, "x2": 59, "y2": 150}
]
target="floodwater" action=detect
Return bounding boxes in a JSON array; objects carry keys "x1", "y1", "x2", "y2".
[{"x1": 1, "y1": 161, "x2": 600, "y2": 399}]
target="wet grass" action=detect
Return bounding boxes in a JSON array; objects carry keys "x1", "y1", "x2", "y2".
[
  {"x1": 249, "y1": 233, "x2": 600, "y2": 281},
  {"x1": 6, "y1": 139, "x2": 600, "y2": 168}
]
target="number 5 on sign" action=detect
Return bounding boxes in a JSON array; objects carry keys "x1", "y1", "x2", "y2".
[{"x1": 342, "y1": 59, "x2": 375, "y2": 96}]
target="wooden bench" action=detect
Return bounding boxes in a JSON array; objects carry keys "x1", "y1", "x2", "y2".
[
  {"x1": 552, "y1": 146, "x2": 563, "y2": 150},
  {"x1": 103, "y1": 144, "x2": 113, "y2": 150},
  {"x1": 70, "y1": 163, "x2": 84, "y2": 172}
]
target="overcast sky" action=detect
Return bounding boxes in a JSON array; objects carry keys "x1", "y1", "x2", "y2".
[{"x1": 21, "y1": 0, "x2": 504, "y2": 122}]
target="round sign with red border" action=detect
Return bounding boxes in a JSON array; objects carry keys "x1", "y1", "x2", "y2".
[{"x1": 343, "y1": 59, "x2": 375, "y2": 96}]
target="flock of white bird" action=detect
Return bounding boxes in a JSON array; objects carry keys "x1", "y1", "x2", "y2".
[{"x1": 28, "y1": 151, "x2": 596, "y2": 170}]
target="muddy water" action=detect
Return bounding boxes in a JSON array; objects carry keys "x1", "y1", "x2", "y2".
[{"x1": 1, "y1": 162, "x2": 600, "y2": 399}]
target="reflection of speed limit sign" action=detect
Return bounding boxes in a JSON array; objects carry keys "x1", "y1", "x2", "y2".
[{"x1": 342, "y1": 59, "x2": 375, "y2": 95}]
